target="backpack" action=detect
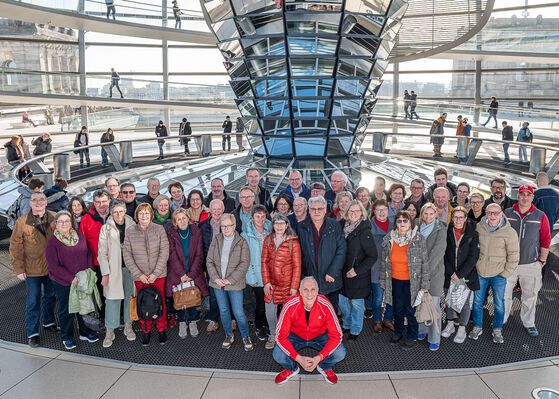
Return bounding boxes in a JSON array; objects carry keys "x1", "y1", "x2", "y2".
[
  {"x1": 136, "y1": 286, "x2": 163, "y2": 321},
  {"x1": 6, "y1": 195, "x2": 23, "y2": 230}
]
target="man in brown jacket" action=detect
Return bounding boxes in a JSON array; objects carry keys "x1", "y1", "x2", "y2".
[
  {"x1": 469, "y1": 203, "x2": 519, "y2": 344},
  {"x1": 10, "y1": 192, "x2": 57, "y2": 348}
]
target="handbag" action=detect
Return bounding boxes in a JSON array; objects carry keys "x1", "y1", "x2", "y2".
[
  {"x1": 82, "y1": 294, "x2": 104, "y2": 332},
  {"x1": 173, "y1": 281, "x2": 202, "y2": 310},
  {"x1": 129, "y1": 284, "x2": 139, "y2": 321}
]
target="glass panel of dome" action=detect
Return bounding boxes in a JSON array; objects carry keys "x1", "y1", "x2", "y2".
[
  {"x1": 337, "y1": 58, "x2": 373, "y2": 78},
  {"x1": 361, "y1": 98, "x2": 377, "y2": 115},
  {"x1": 242, "y1": 37, "x2": 286, "y2": 57},
  {"x1": 224, "y1": 59, "x2": 249, "y2": 79},
  {"x1": 331, "y1": 118, "x2": 359, "y2": 135},
  {"x1": 291, "y1": 79, "x2": 334, "y2": 97},
  {"x1": 287, "y1": 37, "x2": 338, "y2": 55},
  {"x1": 285, "y1": 3, "x2": 342, "y2": 12},
  {"x1": 341, "y1": 14, "x2": 385, "y2": 36},
  {"x1": 292, "y1": 119, "x2": 329, "y2": 135},
  {"x1": 344, "y1": 0, "x2": 391, "y2": 15},
  {"x1": 285, "y1": 13, "x2": 341, "y2": 34},
  {"x1": 375, "y1": 39, "x2": 393, "y2": 60},
  {"x1": 251, "y1": 79, "x2": 288, "y2": 97},
  {"x1": 351, "y1": 132, "x2": 366, "y2": 151},
  {"x1": 256, "y1": 100, "x2": 290, "y2": 117},
  {"x1": 293, "y1": 138, "x2": 325, "y2": 157},
  {"x1": 334, "y1": 79, "x2": 367, "y2": 97},
  {"x1": 248, "y1": 134, "x2": 267, "y2": 155},
  {"x1": 263, "y1": 119, "x2": 291, "y2": 135},
  {"x1": 369, "y1": 59, "x2": 387, "y2": 79},
  {"x1": 338, "y1": 37, "x2": 381, "y2": 57},
  {"x1": 236, "y1": 14, "x2": 284, "y2": 36},
  {"x1": 327, "y1": 137, "x2": 353, "y2": 156},
  {"x1": 236, "y1": 99, "x2": 258, "y2": 117},
  {"x1": 231, "y1": 0, "x2": 279, "y2": 16},
  {"x1": 203, "y1": 0, "x2": 234, "y2": 23},
  {"x1": 246, "y1": 58, "x2": 287, "y2": 78},
  {"x1": 332, "y1": 99, "x2": 363, "y2": 117},
  {"x1": 385, "y1": 0, "x2": 408, "y2": 20},
  {"x1": 213, "y1": 19, "x2": 240, "y2": 41},
  {"x1": 230, "y1": 79, "x2": 253, "y2": 98},
  {"x1": 244, "y1": 118, "x2": 263, "y2": 134},
  {"x1": 292, "y1": 100, "x2": 330, "y2": 117},
  {"x1": 365, "y1": 78, "x2": 382, "y2": 96},
  {"x1": 218, "y1": 40, "x2": 244, "y2": 59},
  {"x1": 264, "y1": 137, "x2": 294, "y2": 156}
]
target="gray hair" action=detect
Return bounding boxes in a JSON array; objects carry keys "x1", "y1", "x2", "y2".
[
  {"x1": 486, "y1": 203, "x2": 502, "y2": 213},
  {"x1": 147, "y1": 177, "x2": 160, "y2": 185},
  {"x1": 469, "y1": 192, "x2": 484, "y2": 202},
  {"x1": 209, "y1": 198, "x2": 225, "y2": 209},
  {"x1": 308, "y1": 195, "x2": 327, "y2": 209},
  {"x1": 335, "y1": 191, "x2": 353, "y2": 210},
  {"x1": 105, "y1": 176, "x2": 120, "y2": 187},
  {"x1": 433, "y1": 186, "x2": 450, "y2": 197},
  {"x1": 299, "y1": 276, "x2": 318, "y2": 290},
  {"x1": 271, "y1": 213, "x2": 295, "y2": 236},
  {"x1": 93, "y1": 189, "x2": 110, "y2": 201},
  {"x1": 536, "y1": 171, "x2": 549, "y2": 185},
  {"x1": 30, "y1": 192, "x2": 47, "y2": 201},
  {"x1": 293, "y1": 196, "x2": 307, "y2": 206},
  {"x1": 109, "y1": 198, "x2": 126, "y2": 213},
  {"x1": 54, "y1": 210, "x2": 72, "y2": 223},
  {"x1": 153, "y1": 194, "x2": 171, "y2": 210},
  {"x1": 331, "y1": 170, "x2": 348, "y2": 184}
]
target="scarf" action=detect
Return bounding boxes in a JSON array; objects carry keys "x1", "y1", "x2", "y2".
[
  {"x1": 391, "y1": 226, "x2": 415, "y2": 247},
  {"x1": 484, "y1": 215, "x2": 505, "y2": 232},
  {"x1": 155, "y1": 210, "x2": 170, "y2": 224},
  {"x1": 54, "y1": 228, "x2": 79, "y2": 246},
  {"x1": 344, "y1": 219, "x2": 361, "y2": 238},
  {"x1": 419, "y1": 219, "x2": 436, "y2": 239}
]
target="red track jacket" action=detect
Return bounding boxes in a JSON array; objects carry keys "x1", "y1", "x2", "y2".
[{"x1": 276, "y1": 294, "x2": 342, "y2": 361}]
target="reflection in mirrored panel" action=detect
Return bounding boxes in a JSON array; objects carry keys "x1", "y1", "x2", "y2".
[
  {"x1": 204, "y1": 0, "x2": 234, "y2": 23},
  {"x1": 339, "y1": 37, "x2": 381, "y2": 57},
  {"x1": 256, "y1": 100, "x2": 290, "y2": 117},
  {"x1": 291, "y1": 79, "x2": 334, "y2": 97},
  {"x1": 288, "y1": 37, "x2": 337, "y2": 55},
  {"x1": 244, "y1": 118, "x2": 263, "y2": 134},
  {"x1": 219, "y1": 40, "x2": 244, "y2": 59},
  {"x1": 225, "y1": 59, "x2": 250, "y2": 79},
  {"x1": 285, "y1": 3, "x2": 342, "y2": 12},
  {"x1": 292, "y1": 119, "x2": 329, "y2": 135},
  {"x1": 290, "y1": 58, "x2": 335, "y2": 77},
  {"x1": 332, "y1": 99, "x2": 363, "y2": 117},
  {"x1": 337, "y1": 57, "x2": 374, "y2": 78},
  {"x1": 334, "y1": 79, "x2": 368, "y2": 97},
  {"x1": 293, "y1": 138, "x2": 325, "y2": 157},
  {"x1": 285, "y1": 13, "x2": 341, "y2": 34},
  {"x1": 231, "y1": 0, "x2": 279, "y2": 17},
  {"x1": 291, "y1": 100, "x2": 330, "y2": 117},
  {"x1": 230, "y1": 79, "x2": 253, "y2": 98},
  {"x1": 236, "y1": 99, "x2": 258, "y2": 117},
  {"x1": 236, "y1": 14, "x2": 284, "y2": 36},
  {"x1": 341, "y1": 14, "x2": 385, "y2": 36},
  {"x1": 327, "y1": 136, "x2": 353, "y2": 156},
  {"x1": 213, "y1": 18, "x2": 240, "y2": 41},
  {"x1": 243, "y1": 37, "x2": 286, "y2": 57},
  {"x1": 344, "y1": 0, "x2": 391, "y2": 15},
  {"x1": 264, "y1": 137, "x2": 294, "y2": 156},
  {"x1": 263, "y1": 119, "x2": 291, "y2": 135},
  {"x1": 251, "y1": 79, "x2": 289, "y2": 97},
  {"x1": 331, "y1": 118, "x2": 359, "y2": 135},
  {"x1": 246, "y1": 58, "x2": 287, "y2": 77}
]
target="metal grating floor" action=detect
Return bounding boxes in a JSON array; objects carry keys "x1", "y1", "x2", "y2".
[{"x1": 1, "y1": 235, "x2": 558, "y2": 373}]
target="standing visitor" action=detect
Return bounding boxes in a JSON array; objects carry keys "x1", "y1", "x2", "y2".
[
  {"x1": 501, "y1": 121, "x2": 514, "y2": 165},
  {"x1": 155, "y1": 120, "x2": 168, "y2": 160},
  {"x1": 235, "y1": 117, "x2": 245, "y2": 151},
  {"x1": 106, "y1": 0, "x2": 116, "y2": 19},
  {"x1": 100, "y1": 128, "x2": 114, "y2": 167},
  {"x1": 109, "y1": 68, "x2": 123, "y2": 98},
  {"x1": 517, "y1": 121, "x2": 531, "y2": 164},
  {"x1": 172, "y1": 0, "x2": 181, "y2": 29},
  {"x1": 403, "y1": 90, "x2": 410, "y2": 119},
  {"x1": 481, "y1": 96, "x2": 499, "y2": 129},
  {"x1": 74, "y1": 126, "x2": 90, "y2": 169},
  {"x1": 409, "y1": 91, "x2": 419, "y2": 119},
  {"x1": 179, "y1": 118, "x2": 191, "y2": 155},
  {"x1": 222, "y1": 116, "x2": 232, "y2": 152}
]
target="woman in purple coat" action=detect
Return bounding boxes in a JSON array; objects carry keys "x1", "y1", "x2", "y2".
[
  {"x1": 45, "y1": 210, "x2": 98, "y2": 350},
  {"x1": 166, "y1": 208, "x2": 208, "y2": 339}
]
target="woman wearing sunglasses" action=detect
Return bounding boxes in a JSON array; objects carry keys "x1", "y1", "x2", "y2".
[{"x1": 380, "y1": 210, "x2": 430, "y2": 350}]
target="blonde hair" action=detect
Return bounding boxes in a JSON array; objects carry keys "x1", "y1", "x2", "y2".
[
  {"x1": 343, "y1": 200, "x2": 367, "y2": 221},
  {"x1": 334, "y1": 191, "x2": 353, "y2": 210},
  {"x1": 419, "y1": 202, "x2": 437, "y2": 225},
  {"x1": 220, "y1": 213, "x2": 236, "y2": 225},
  {"x1": 171, "y1": 208, "x2": 190, "y2": 227}
]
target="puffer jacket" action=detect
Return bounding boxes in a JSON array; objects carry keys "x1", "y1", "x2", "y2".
[
  {"x1": 206, "y1": 232, "x2": 250, "y2": 291},
  {"x1": 9, "y1": 211, "x2": 56, "y2": 277},
  {"x1": 165, "y1": 224, "x2": 208, "y2": 297},
  {"x1": 444, "y1": 220, "x2": 480, "y2": 291},
  {"x1": 421, "y1": 220, "x2": 447, "y2": 297},
  {"x1": 44, "y1": 186, "x2": 70, "y2": 213},
  {"x1": 261, "y1": 234, "x2": 302, "y2": 304},
  {"x1": 340, "y1": 219, "x2": 377, "y2": 299},
  {"x1": 123, "y1": 222, "x2": 169, "y2": 280},
  {"x1": 380, "y1": 227, "x2": 430, "y2": 306},
  {"x1": 241, "y1": 219, "x2": 272, "y2": 287},
  {"x1": 476, "y1": 217, "x2": 519, "y2": 278},
  {"x1": 97, "y1": 215, "x2": 135, "y2": 299}
]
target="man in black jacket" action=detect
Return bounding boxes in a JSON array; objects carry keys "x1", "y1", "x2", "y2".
[
  {"x1": 137, "y1": 178, "x2": 160, "y2": 207},
  {"x1": 481, "y1": 96, "x2": 499, "y2": 129},
  {"x1": 235, "y1": 167, "x2": 273, "y2": 212},
  {"x1": 120, "y1": 183, "x2": 138, "y2": 218},
  {"x1": 31, "y1": 133, "x2": 52, "y2": 156},
  {"x1": 155, "y1": 120, "x2": 168, "y2": 160},
  {"x1": 204, "y1": 177, "x2": 236, "y2": 213},
  {"x1": 501, "y1": 121, "x2": 514, "y2": 165},
  {"x1": 222, "y1": 116, "x2": 232, "y2": 152},
  {"x1": 426, "y1": 168, "x2": 457, "y2": 201},
  {"x1": 483, "y1": 178, "x2": 516, "y2": 211}
]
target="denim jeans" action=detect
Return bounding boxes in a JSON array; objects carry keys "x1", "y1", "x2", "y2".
[
  {"x1": 272, "y1": 332, "x2": 346, "y2": 372},
  {"x1": 25, "y1": 276, "x2": 56, "y2": 338},
  {"x1": 338, "y1": 295, "x2": 364, "y2": 335},
  {"x1": 472, "y1": 274, "x2": 506, "y2": 330},
  {"x1": 79, "y1": 149, "x2": 90, "y2": 167},
  {"x1": 53, "y1": 281, "x2": 94, "y2": 341},
  {"x1": 101, "y1": 148, "x2": 109, "y2": 166},
  {"x1": 392, "y1": 279, "x2": 418, "y2": 340},
  {"x1": 503, "y1": 143, "x2": 510, "y2": 162},
  {"x1": 482, "y1": 114, "x2": 498, "y2": 128},
  {"x1": 368, "y1": 282, "x2": 393, "y2": 322},
  {"x1": 214, "y1": 288, "x2": 250, "y2": 337},
  {"x1": 104, "y1": 267, "x2": 135, "y2": 329},
  {"x1": 157, "y1": 141, "x2": 164, "y2": 157},
  {"x1": 519, "y1": 145, "x2": 528, "y2": 162},
  {"x1": 177, "y1": 306, "x2": 200, "y2": 323}
]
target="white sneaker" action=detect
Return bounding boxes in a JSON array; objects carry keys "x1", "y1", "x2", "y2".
[
  {"x1": 453, "y1": 326, "x2": 466, "y2": 343},
  {"x1": 189, "y1": 321, "x2": 199, "y2": 337},
  {"x1": 124, "y1": 322, "x2": 136, "y2": 341},
  {"x1": 178, "y1": 322, "x2": 188, "y2": 339},
  {"x1": 441, "y1": 322, "x2": 456, "y2": 338},
  {"x1": 102, "y1": 328, "x2": 115, "y2": 348}
]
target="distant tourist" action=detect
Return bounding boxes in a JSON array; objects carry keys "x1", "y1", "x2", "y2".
[
  {"x1": 106, "y1": 0, "x2": 116, "y2": 20},
  {"x1": 517, "y1": 121, "x2": 531, "y2": 164},
  {"x1": 100, "y1": 128, "x2": 114, "y2": 167},
  {"x1": 172, "y1": 0, "x2": 181, "y2": 29},
  {"x1": 403, "y1": 90, "x2": 410, "y2": 119},
  {"x1": 155, "y1": 120, "x2": 168, "y2": 160},
  {"x1": 31, "y1": 133, "x2": 52, "y2": 156},
  {"x1": 409, "y1": 91, "x2": 419, "y2": 119},
  {"x1": 74, "y1": 126, "x2": 90, "y2": 169},
  {"x1": 235, "y1": 117, "x2": 245, "y2": 151},
  {"x1": 481, "y1": 96, "x2": 499, "y2": 129},
  {"x1": 109, "y1": 68, "x2": 123, "y2": 98},
  {"x1": 22, "y1": 111, "x2": 38, "y2": 127},
  {"x1": 179, "y1": 118, "x2": 191, "y2": 155},
  {"x1": 430, "y1": 113, "x2": 446, "y2": 158},
  {"x1": 501, "y1": 121, "x2": 513, "y2": 165},
  {"x1": 222, "y1": 116, "x2": 232, "y2": 152}
]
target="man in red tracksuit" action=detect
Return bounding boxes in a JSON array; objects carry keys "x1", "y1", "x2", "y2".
[{"x1": 273, "y1": 276, "x2": 345, "y2": 385}]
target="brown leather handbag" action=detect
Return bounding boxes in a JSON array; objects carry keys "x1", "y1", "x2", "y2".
[
  {"x1": 173, "y1": 281, "x2": 202, "y2": 310},
  {"x1": 129, "y1": 295, "x2": 139, "y2": 321}
]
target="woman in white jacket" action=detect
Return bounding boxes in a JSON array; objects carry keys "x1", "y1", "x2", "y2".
[{"x1": 97, "y1": 199, "x2": 136, "y2": 347}]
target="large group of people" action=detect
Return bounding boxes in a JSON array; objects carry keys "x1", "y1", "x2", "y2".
[{"x1": 8, "y1": 165, "x2": 559, "y2": 385}]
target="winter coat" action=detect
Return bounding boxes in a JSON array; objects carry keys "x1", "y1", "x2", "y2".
[
  {"x1": 430, "y1": 120, "x2": 445, "y2": 145},
  {"x1": 100, "y1": 133, "x2": 114, "y2": 144},
  {"x1": 9, "y1": 211, "x2": 56, "y2": 277},
  {"x1": 74, "y1": 132, "x2": 89, "y2": 148},
  {"x1": 279, "y1": 184, "x2": 311, "y2": 201},
  {"x1": 165, "y1": 225, "x2": 208, "y2": 297},
  {"x1": 97, "y1": 215, "x2": 135, "y2": 299},
  {"x1": 340, "y1": 219, "x2": 377, "y2": 299},
  {"x1": 502, "y1": 126, "x2": 514, "y2": 141},
  {"x1": 443, "y1": 221, "x2": 480, "y2": 291},
  {"x1": 533, "y1": 185, "x2": 559, "y2": 234},
  {"x1": 44, "y1": 186, "x2": 70, "y2": 213},
  {"x1": 80, "y1": 207, "x2": 108, "y2": 266},
  {"x1": 204, "y1": 192, "x2": 236, "y2": 213},
  {"x1": 420, "y1": 220, "x2": 447, "y2": 297},
  {"x1": 122, "y1": 222, "x2": 169, "y2": 280},
  {"x1": 222, "y1": 120, "x2": 232, "y2": 133},
  {"x1": 4, "y1": 141, "x2": 20, "y2": 162},
  {"x1": 261, "y1": 234, "x2": 302, "y2": 304},
  {"x1": 475, "y1": 217, "x2": 519, "y2": 278},
  {"x1": 32, "y1": 137, "x2": 52, "y2": 155},
  {"x1": 483, "y1": 195, "x2": 516, "y2": 212},
  {"x1": 380, "y1": 227, "x2": 430, "y2": 306},
  {"x1": 370, "y1": 217, "x2": 394, "y2": 283},
  {"x1": 155, "y1": 124, "x2": 168, "y2": 144},
  {"x1": 241, "y1": 219, "x2": 272, "y2": 287},
  {"x1": 206, "y1": 232, "x2": 250, "y2": 291},
  {"x1": 297, "y1": 217, "x2": 347, "y2": 295},
  {"x1": 16, "y1": 186, "x2": 35, "y2": 219},
  {"x1": 46, "y1": 230, "x2": 94, "y2": 286}
]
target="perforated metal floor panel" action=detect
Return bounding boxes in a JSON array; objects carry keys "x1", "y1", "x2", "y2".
[{"x1": 1, "y1": 236, "x2": 558, "y2": 373}]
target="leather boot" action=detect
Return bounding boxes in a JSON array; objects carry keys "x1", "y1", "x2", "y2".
[
  {"x1": 382, "y1": 320, "x2": 395, "y2": 332},
  {"x1": 373, "y1": 321, "x2": 382, "y2": 333}
]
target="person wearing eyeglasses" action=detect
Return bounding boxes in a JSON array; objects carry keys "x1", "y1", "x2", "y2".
[
  {"x1": 433, "y1": 187, "x2": 454, "y2": 226},
  {"x1": 288, "y1": 197, "x2": 308, "y2": 229},
  {"x1": 355, "y1": 187, "x2": 372, "y2": 219},
  {"x1": 46, "y1": 210, "x2": 98, "y2": 350},
  {"x1": 233, "y1": 186, "x2": 256, "y2": 232},
  {"x1": 105, "y1": 177, "x2": 120, "y2": 200},
  {"x1": 138, "y1": 178, "x2": 161, "y2": 207},
  {"x1": 387, "y1": 183, "x2": 406, "y2": 220},
  {"x1": 123, "y1": 203, "x2": 170, "y2": 346},
  {"x1": 279, "y1": 170, "x2": 310, "y2": 201},
  {"x1": 416, "y1": 203, "x2": 447, "y2": 351},
  {"x1": 380, "y1": 210, "x2": 430, "y2": 350},
  {"x1": 272, "y1": 194, "x2": 293, "y2": 219},
  {"x1": 168, "y1": 182, "x2": 188, "y2": 211},
  {"x1": 10, "y1": 192, "x2": 57, "y2": 348},
  {"x1": 120, "y1": 183, "x2": 138, "y2": 218},
  {"x1": 185, "y1": 189, "x2": 210, "y2": 225},
  {"x1": 452, "y1": 182, "x2": 471, "y2": 211},
  {"x1": 97, "y1": 199, "x2": 137, "y2": 348},
  {"x1": 469, "y1": 203, "x2": 519, "y2": 344},
  {"x1": 338, "y1": 200, "x2": 377, "y2": 342},
  {"x1": 325, "y1": 171, "x2": 354, "y2": 206},
  {"x1": 405, "y1": 178, "x2": 428, "y2": 211},
  {"x1": 297, "y1": 196, "x2": 346, "y2": 314},
  {"x1": 442, "y1": 206, "x2": 480, "y2": 344},
  {"x1": 483, "y1": 178, "x2": 516, "y2": 211},
  {"x1": 206, "y1": 213, "x2": 253, "y2": 351},
  {"x1": 468, "y1": 193, "x2": 485, "y2": 223},
  {"x1": 332, "y1": 191, "x2": 353, "y2": 222}
]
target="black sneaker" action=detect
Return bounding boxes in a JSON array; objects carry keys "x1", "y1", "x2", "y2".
[
  {"x1": 28, "y1": 336, "x2": 39, "y2": 348},
  {"x1": 256, "y1": 328, "x2": 268, "y2": 341},
  {"x1": 141, "y1": 331, "x2": 150, "y2": 346},
  {"x1": 364, "y1": 309, "x2": 373, "y2": 319},
  {"x1": 158, "y1": 330, "x2": 167, "y2": 345},
  {"x1": 348, "y1": 334, "x2": 359, "y2": 342},
  {"x1": 43, "y1": 324, "x2": 59, "y2": 333},
  {"x1": 401, "y1": 339, "x2": 418, "y2": 350},
  {"x1": 389, "y1": 335, "x2": 402, "y2": 345}
]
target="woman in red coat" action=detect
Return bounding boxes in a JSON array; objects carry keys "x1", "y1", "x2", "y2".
[
  {"x1": 261, "y1": 213, "x2": 302, "y2": 350},
  {"x1": 166, "y1": 208, "x2": 208, "y2": 339}
]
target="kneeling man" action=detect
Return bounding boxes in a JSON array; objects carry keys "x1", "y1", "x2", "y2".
[{"x1": 273, "y1": 276, "x2": 345, "y2": 385}]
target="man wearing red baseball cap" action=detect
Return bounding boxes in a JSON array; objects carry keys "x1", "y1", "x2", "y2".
[{"x1": 503, "y1": 184, "x2": 551, "y2": 337}]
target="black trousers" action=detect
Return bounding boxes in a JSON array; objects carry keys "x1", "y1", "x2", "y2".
[
  {"x1": 325, "y1": 291, "x2": 340, "y2": 316},
  {"x1": 245, "y1": 285, "x2": 268, "y2": 331}
]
